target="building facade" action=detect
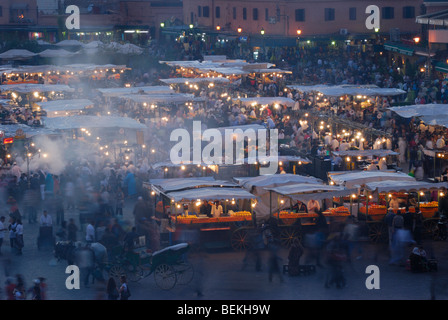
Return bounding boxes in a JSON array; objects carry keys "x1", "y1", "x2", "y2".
[{"x1": 183, "y1": 0, "x2": 424, "y2": 38}]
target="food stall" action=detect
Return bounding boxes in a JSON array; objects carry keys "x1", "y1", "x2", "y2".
[
  {"x1": 361, "y1": 180, "x2": 448, "y2": 241},
  {"x1": 234, "y1": 174, "x2": 323, "y2": 221},
  {"x1": 146, "y1": 177, "x2": 257, "y2": 250},
  {"x1": 36, "y1": 99, "x2": 94, "y2": 118},
  {"x1": 332, "y1": 149, "x2": 400, "y2": 171},
  {"x1": 262, "y1": 183, "x2": 356, "y2": 244}
]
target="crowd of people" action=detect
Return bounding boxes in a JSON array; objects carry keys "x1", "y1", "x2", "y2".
[{"x1": 1, "y1": 37, "x2": 448, "y2": 298}]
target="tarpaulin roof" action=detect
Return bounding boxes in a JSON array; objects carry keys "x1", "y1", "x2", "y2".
[
  {"x1": 0, "y1": 84, "x2": 75, "y2": 94},
  {"x1": 43, "y1": 115, "x2": 146, "y2": 130},
  {"x1": 234, "y1": 97, "x2": 295, "y2": 107},
  {"x1": 328, "y1": 171, "x2": 416, "y2": 188},
  {"x1": 36, "y1": 99, "x2": 93, "y2": 112},
  {"x1": 149, "y1": 177, "x2": 238, "y2": 193},
  {"x1": 364, "y1": 180, "x2": 448, "y2": 193},
  {"x1": 287, "y1": 84, "x2": 406, "y2": 96},
  {"x1": 332, "y1": 149, "x2": 399, "y2": 157},
  {"x1": 165, "y1": 187, "x2": 256, "y2": 202},
  {"x1": 97, "y1": 86, "x2": 174, "y2": 97},
  {"x1": 159, "y1": 77, "x2": 230, "y2": 84},
  {"x1": 235, "y1": 174, "x2": 322, "y2": 189}
]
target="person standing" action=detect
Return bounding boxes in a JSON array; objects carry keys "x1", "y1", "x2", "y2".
[
  {"x1": 211, "y1": 201, "x2": 223, "y2": 218},
  {"x1": 115, "y1": 188, "x2": 124, "y2": 216},
  {"x1": 0, "y1": 216, "x2": 6, "y2": 255},
  {"x1": 8, "y1": 217, "x2": 17, "y2": 254},
  {"x1": 119, "y1": 275, "x2": 131, "y2": 300},
  {"x1": 15, "y1": 219, "x2": 23, "y2": 255},
  {"x1": 39, "y1": 210, "x2": 53, "y2": 227},
  {"x1": 67, "y1": 218, "x2": 78, "y2": 242},
  {"x1": 85, "y1": 220, "x2": 95, "y2": 243},
  {"x1": 106, "y1": 277, "x2": 119, "y2": 300}
]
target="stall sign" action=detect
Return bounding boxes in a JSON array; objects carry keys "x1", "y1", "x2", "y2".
[{"x1": 3, "y1": 137, "x2": 13, "y2": 144}]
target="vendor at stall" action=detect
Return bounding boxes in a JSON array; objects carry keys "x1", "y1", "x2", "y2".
[
  {"x1": 388, "y1": 195, "x2": 400, "y2": 210},
  {"x1": 200, "y1": 201, "x2": 212, "y2": 217},
  {"x1": 292, "y1": 200, "x2": 307, "y2": 213},
  {"x1": 307, "y1": 199, "x2": 320, "y2": 214},
  {"x1": 211, "y1": 201, "x2": 223, "y2": 217}
]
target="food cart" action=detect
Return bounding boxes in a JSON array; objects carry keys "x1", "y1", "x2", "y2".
[
  {"x1": 146, "y1": 177, "x2": 257, "y2": 250},
  {"x1": 262, "y1": 183, "x2": 356, "y2": 246},
  {"x1": 362, "y1": 180, "x2": 448, "y2": 241}
]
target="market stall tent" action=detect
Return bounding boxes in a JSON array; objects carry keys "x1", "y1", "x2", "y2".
[
  {"x1": 42, "y1": 115, "x2": 147, "y2": 130},
  {"x1": 36, "y1": 99, "x2": 94, "y2": 117},
  {"x1": 388, "y1": 104, "x2": 448, "y2": 128},
  {"x1": 0, "y1": 83, "x2": 75, "y2": 94},
  {"x1": 332, "y1": 149, "x2": 399, "y2": 157},
  {"x1": 364, "y1": 180, "x2": 448, "y2": 194},
  {"x1": 0, "y1": 49, "x2": 37, "y2": 60},
  {"x1": 234, "y1": 97, "x2": 295, "y2": 107},
  {"x1": 165, "y1": 187, "x2": 256, "y2": 202},
  {"x1": 235, "y1": 173, "x2": 323, "y2": 220},
  {"x1": 264, "y1": 183, "x2": 354, "y2": 203},
  {"x1": 38, "y1": 49, "x2": 78, "y2": 58},
  {"x1": 148, "y1": 177, "x2": 238, "y2": 194},
  {"x1": 159, "y1": 77, "x2": 230, "y2": 85},
  {"x1": 287, "y1": 84, "x2": 406, "y2": 97},
  {"x1": 328, "y1": 170, "x2": 416, "y2": 188},
  {"x1": 97, "y1": 86, "x2": 174, "y2": 98}
]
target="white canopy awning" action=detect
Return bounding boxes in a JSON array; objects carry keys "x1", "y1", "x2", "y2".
[
  {"x1": 0, "y1": 123, "x2": 57, "y2": 138},
  {"x1": 55, "y1": 40, "x2": 84, "y2": 47},
  {"x1": 235, "y1": 174, "x2": 322, "y2": 189},
  {"x1": 97, "y1": 86, "x2": 174, "y2": 97},
  {"x1": 389, "y1": 104, "x2": 448, "y2": 128},
  {"x1": 165, "y1": 187, "x2": 256, "y2": 202},
  {"x1": 287, "y1": 84, "x2": 406, "y2": 97},
  {"x1": 149, "y1": 177, "x2": 238, "y2": 193},
  {"x1": 0, "y1": 84, "x2": 75, "y2": 94},
  {"x1": 36, "y1": 99, "x2": 93, "y2": 112},
  {"x1": 333, "y1": 149, "x2": 399, "y2": 157},
  {"x1": 328, "y1": 171, "x2": 416, "y2": 188},
  {"x1": 43, "y1": 115, "x2": 146, "y2": 130},
  {"x1": 265, "y1": 183, "x2": 355, "y2": 202},
  {"x1": 159, "y1": 77, "x2": 230, "y2": 84},
  {"x1": 0, "y1": 49, "x2": 37, "y2": 60},
  {"x1": 234, "y1": 97, "x2": 295, "y2": 107},
  {"x1": 121, "y1": 93, "x2": 195, "y2": 104},
  {"x1": 38, "y1": 49, "x2": 77, "y2": 58},
  {"x1": 364, "y1": 180, "x2": 448, "y2": 193}
]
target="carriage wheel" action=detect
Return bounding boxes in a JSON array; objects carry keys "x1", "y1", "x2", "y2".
[
  {"x1": 173, "y1": 262, "x2": 194, "y2": 285},
  {"x1": 424, "y1": 219, "x2": 440, "y2": 240},
  {"x1": 279, "y1": 227, "x2": 301, "y2": 248},
  {"x1": 368, "y1": 222, "x2": 387, "y2": 243},
  {"x1": 231, "y1": 229, "x2": 250, "y2": 251},
  {"x1": 154, "y1": 264, "x2": 177, "y2": 290},
  {"x1": 108, "y1": 265, "x2": 126, "y2": 281},
  {"x1": 125, "y1": 263, "x2": 143, "y2": 282}
]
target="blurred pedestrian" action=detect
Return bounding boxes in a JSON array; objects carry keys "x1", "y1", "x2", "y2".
[
  {"x1": 287, "y1": 238, "x2": 304, "y2": 276},
  {"x1": 119, "y1": 275, "x2": 131, "y2": 300},
  {"x1": 0, "y1": 216, "x2": 6, "y2": 255},
  {"x1": 267, "y1": 240, "x2": 283, "y2": 283},
  {"x1": 75, "y1": 243, "x2": 96, "y2": 288},
  {"x1": 15, "y1": 218, "x2": 23, "y2": 255},
  {"x1": 28, "y1": 279, "x2": 41, "y2": 300},
  {"x1": 67, "y1": 218, "x2": 78, "y2": 242},
  {"x1": 39, "y1": 277, "x2": 47, "y2": 300},
  {"x1": 5, "y1": 277, "x2": 16, "y2": 300},
  {"x1": 106, "y1": 277, "x2": 119, "y2": 300},
  {"x1": 325, "y1": 232, "x2": 347, "y2": 289},
  {"x1": 13, "y1": 283, "x2": 25, "y2": 300}
]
